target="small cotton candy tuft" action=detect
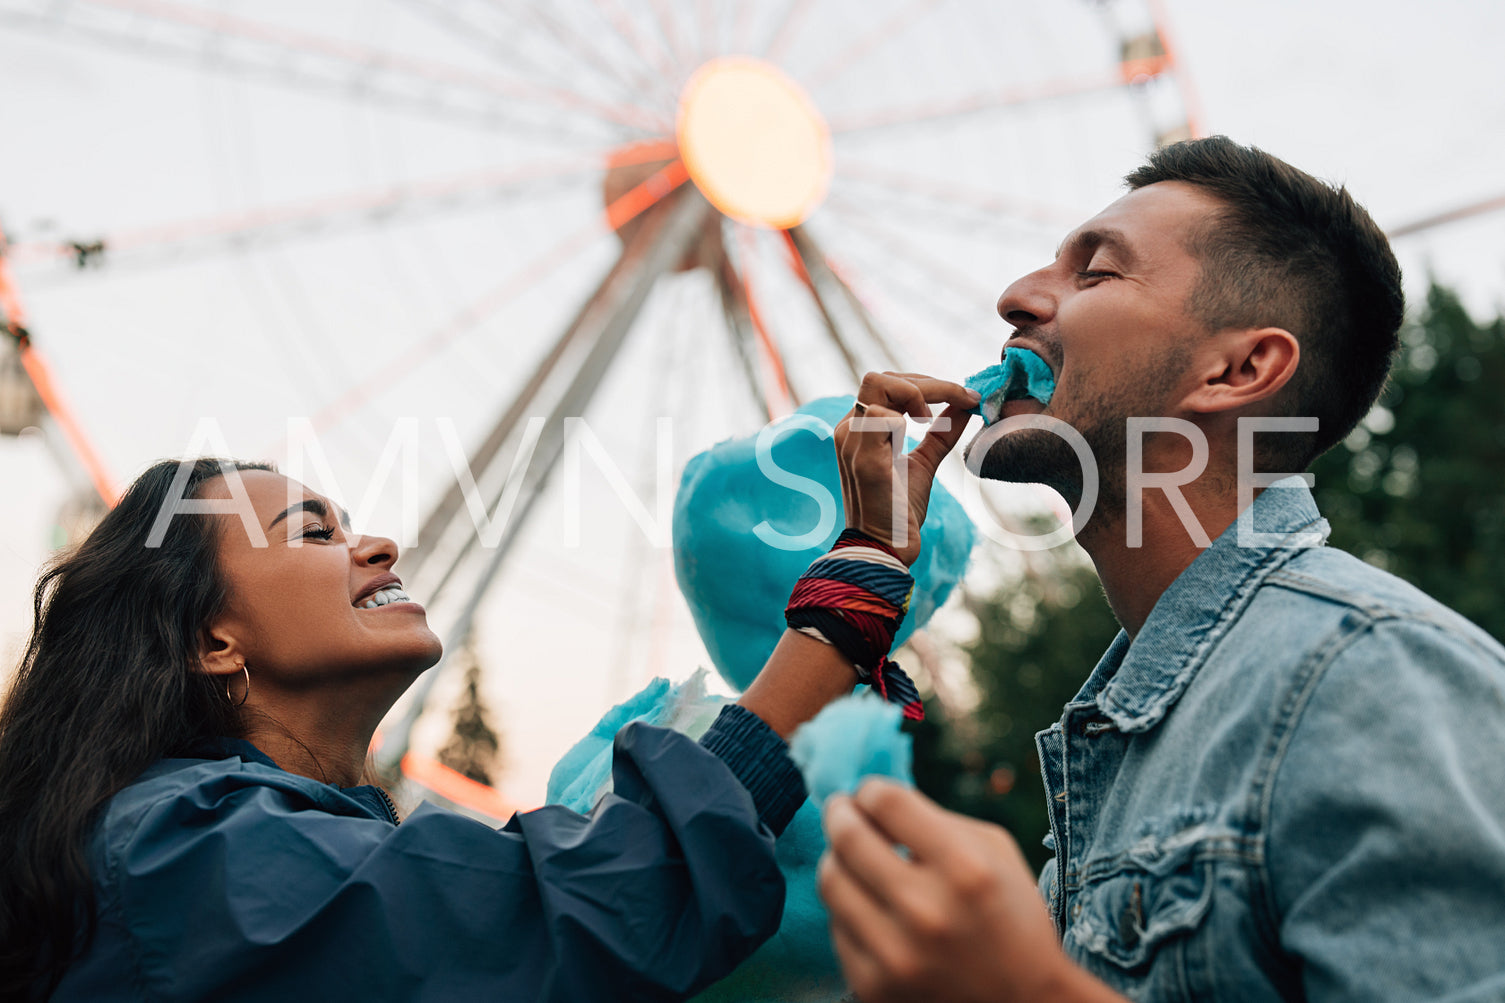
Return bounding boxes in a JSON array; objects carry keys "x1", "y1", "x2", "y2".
[
  {"x1": 789, "y1": 692, "x2": 914, "y2": 806},
  {"x1": 965, "y1": 347, "x2": 1055, "y2": 424}
]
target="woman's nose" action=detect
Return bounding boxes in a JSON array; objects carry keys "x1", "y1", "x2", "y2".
[
  {"x1": 351, "y1": 532, "x2": 398, "y2": 568},
  {"x1": 996, "y1": 267, "x2": 1057, "y2": 328}
]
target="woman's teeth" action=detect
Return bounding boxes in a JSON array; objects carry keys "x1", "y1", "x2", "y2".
[{"x1": 359, "y1": 586, "x2": 412, "y2": 609}]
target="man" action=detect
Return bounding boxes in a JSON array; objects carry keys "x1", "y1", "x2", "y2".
[{"x1": 819, "y1": 137, "x2": 1505, "y2": 1001}]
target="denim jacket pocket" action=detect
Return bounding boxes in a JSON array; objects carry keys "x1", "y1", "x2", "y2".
[{"x1": 1070, "y1": 845, "x2": 1214, "y2": 973}]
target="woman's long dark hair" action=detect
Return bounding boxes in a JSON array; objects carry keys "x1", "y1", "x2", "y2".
[{"x1": 0, "y1": 457, "x2": 272, "y2": 999}]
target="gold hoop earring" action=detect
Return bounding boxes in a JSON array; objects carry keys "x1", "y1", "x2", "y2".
[{"x1": 226, "y1": 663, "x2": 250, "y2": 708}]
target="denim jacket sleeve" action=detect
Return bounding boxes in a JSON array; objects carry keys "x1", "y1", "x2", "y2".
[
  {"x1": 1267, "y1": 616, "x2": 1505, "y2": 1001},
  {"x1": 77, "y1": 708, "x2": 803, "y2": 1002}
]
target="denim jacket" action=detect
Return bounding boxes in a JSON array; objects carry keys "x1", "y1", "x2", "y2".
[{"x1": 1036, "y1": 478, "x2": 1505, "y2": 1001}]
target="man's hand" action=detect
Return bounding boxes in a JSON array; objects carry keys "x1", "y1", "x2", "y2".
[
  {"x1": 819, "y1": 780, "x2": 1124, "y2": 1003},
  {"x1": 836, "y1": 372, "x2": 978, "y2": 566}
]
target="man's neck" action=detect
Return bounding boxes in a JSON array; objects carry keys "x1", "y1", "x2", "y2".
[{"x1": 1079, "y1": 483, "x2": 1249, "y2": 638}]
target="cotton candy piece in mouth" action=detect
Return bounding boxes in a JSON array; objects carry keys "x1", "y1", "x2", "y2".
[
  {"x1": 788, "y1": 692, "x2": 914, "y2": 807},
  {"x1": 965, "y1": 347, "x2": 1055, "y2": 425}
]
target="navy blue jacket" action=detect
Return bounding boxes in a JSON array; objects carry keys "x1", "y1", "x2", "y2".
[{"x1": 56, "y1": 706, "x2": 805, "y2": 1001}]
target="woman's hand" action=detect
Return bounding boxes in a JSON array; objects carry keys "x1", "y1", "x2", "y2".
[{"x1": 836, "y1": 372, "x2": 978, "y2": 566}]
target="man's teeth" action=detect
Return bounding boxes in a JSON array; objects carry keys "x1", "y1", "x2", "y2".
[{"x1": 359, "y1": 586, "x2": 412, "y2": 609}]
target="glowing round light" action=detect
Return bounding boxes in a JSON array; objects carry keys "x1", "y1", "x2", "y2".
[{"x1": 676, "y1": 57, "x2": 833, "y2": 229}]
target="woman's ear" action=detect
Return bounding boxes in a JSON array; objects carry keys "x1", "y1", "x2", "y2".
[
  {"x1": 1184, "y1": 327, "x2": 1300, "y2": 415},
  {"x1": 197, "y1": 623, "x2": 246, "y2": 680}
]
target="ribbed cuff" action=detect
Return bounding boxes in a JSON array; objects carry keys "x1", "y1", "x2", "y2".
[{"x1": 699, "y1": 704, "x2": 807, "y2": 837}]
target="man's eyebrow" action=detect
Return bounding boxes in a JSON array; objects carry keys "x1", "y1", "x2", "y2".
[
  {"x1": 1054, "y1": 227, "x2": 1137, "y2": 266},
  {"x1": 269, "y1": 498, "x2": 333, "y2": 530}
]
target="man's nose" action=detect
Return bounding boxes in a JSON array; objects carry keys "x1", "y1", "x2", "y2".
[{"x1": 996, "y1": 268, "x2": 1056, "y2": 328}]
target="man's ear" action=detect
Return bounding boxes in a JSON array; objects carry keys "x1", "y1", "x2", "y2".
[{"x1": 1183, "y1": 327, "x2": 1300, "y2": 415}]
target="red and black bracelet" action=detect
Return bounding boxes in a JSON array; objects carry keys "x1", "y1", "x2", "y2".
[{"x1": 785, "y1": 529, "x2": 924, "y2": 720}]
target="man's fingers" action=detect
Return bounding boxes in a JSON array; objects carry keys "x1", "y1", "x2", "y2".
[
  {"x1": 827, "y1": 914, "x2": 894, "y2": 1003},
  {"x1": 822, "y1": 793, "x2": 916, "y2": 912},
  {"x1": 820, "y1": 848, "x2": 912, "y2": 969},
  {"x1": 850, "y1": 779, "x2": 991, "y2": 866}
]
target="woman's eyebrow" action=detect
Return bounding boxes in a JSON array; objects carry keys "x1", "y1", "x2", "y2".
[{"x1": 268, "y1": 498, "x2": 328, "y2": 530}]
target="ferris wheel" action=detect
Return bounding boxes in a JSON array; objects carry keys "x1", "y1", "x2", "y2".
[{"x1": 0, "y1": 0, "x2": 1202, "y2": 805}]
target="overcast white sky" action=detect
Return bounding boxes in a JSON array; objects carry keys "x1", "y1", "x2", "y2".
[{"x1": 2, "y1": 0, "x2": 1502, "y2": 802}]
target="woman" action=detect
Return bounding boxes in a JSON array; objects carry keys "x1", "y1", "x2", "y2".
[{"x1": 0, "y1": 376, "x2": 979, "y2": 1001}]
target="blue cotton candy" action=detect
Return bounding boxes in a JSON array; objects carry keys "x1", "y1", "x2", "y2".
[
  {"x1": 965, "y1": 347, "x2": 1055, "y2": 425},
  {"x1": 546, "y1": 677, "x2": 675, "y2": 813},
  {"x1": 672, "y1": 395, "x2": 975, "y2": 693},
  {"x1": 789, "y1": 693, "x2": 914, "y2": 806},
  {"x1": 546, "y1": 677, "x2": 850, "y2": 1003},
  {"x1": 549, "y1": 399, "x2": 977, "y2": 1003}
]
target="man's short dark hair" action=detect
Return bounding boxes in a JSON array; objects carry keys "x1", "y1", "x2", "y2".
[{"x1": 1125, "y1": 136, "x2": 1404, "y2": 470}]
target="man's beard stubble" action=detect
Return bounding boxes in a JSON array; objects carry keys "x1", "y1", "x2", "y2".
[
  {"x1": 969, "y1": 349, "x2": 1188, "y2": 517},
  {"x1": 971, "y1": 404, "x2": 1124, "y2": 514}
]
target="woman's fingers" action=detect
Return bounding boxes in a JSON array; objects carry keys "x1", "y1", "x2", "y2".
[
  {"x1": 857, "y1": 372, "x2": 930, "y2": 421},
  {"x1": 883, "y1": 372, "x2": 980, "y2": 410},
  {"x1": 852, "y1": 372, "x2": 978, "y2": 420},
  {"x1": 840, "y1": 402, "x2": 905, "y2": 544},
  {"x1": 834, "y1": 372, "x2": 979, "y2": 561},
  {"x1": 909, "y1": 404, "x2": 975, "y2": 478}
]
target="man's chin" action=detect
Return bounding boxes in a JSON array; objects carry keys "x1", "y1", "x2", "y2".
[{"x1": 965, "y1": 423, "x2": 1080, "y2": 494}]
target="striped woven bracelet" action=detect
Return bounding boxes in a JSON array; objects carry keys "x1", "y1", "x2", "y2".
[{"x1": 785, "y1": 529, "x2": 924, "y2": 720}]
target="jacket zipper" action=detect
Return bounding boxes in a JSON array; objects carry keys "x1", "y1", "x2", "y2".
[{"x1": 377, "y1": 786, "x2": 401, "y2": 825}]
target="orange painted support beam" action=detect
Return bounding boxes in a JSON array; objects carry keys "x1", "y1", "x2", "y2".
[
  {"x1": 1, "y1": 223, "x2": 119, "y2": 506},
  {"x1": 400, "y1": 752, "x2": 521, "y2": 821}
]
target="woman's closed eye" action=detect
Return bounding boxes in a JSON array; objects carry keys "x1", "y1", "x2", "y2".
[{"x1": 300, "y1": 524, "x2": 337, "y2": 541}]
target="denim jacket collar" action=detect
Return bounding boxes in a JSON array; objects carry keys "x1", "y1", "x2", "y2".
[{"x1": 1077, "y1": 477, "x2": 1330, "y2": 733}]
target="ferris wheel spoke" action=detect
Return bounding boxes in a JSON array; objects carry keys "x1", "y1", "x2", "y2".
[
  {"x1": 691, "y1": 0, "x2": 723, "y2": 69},
  {"x1": 773, "y1": 229, "x2": 862, "y2": 384},
  {"x1": 837, "y1": 161, "x2": 1086, "y2": 230},
  {"x1": 829, "y1": 57, "x2": 1176, "y2": 137},
  {"x1": 645, "y1": 0, "x2": 694, "y2": 72},
  {"x1": 508, "y1": 1, "x2": 672, "y2": 121},
  {"x1": 0, "y1": 7, "x2": 614, "y2": 144},
  {"x1": 1387, "y1": 192, "x2": 1505, "y2": 239},
  {"x1": 7, "y1": 152, "x2": 633, "y2": 276},
  {"x1": 293, "y1": 158, "x2": 691, "y2": 448},
  {"x1": 714, "y1": 260, "x2": 777, "y2": 424},
  {"x1": 593, "y1": 0, "x2": 683, "y2": 108},
  {"x1": 802, "y1": 0, "x2": 949, "y2": 93},
  {"x1": 760, "y1": 0, "x2": 814, "y2": 63},
  {"x1": 395, "y1": 0, "x2": 652, "y2": 117},
  {"x1": 817, "y1": 231, "x2": 996, "y2": 361},
  {"x1": 5, "y1": 0, "x2": 663, "y2": 137},
  {"x1": 730, "y1": 1, "x2": 759, "y2": 56},
  {"x1": 730, "y1": 227, "x2": 799, "y2": 412},
  {"x1": 786, "y1": 224, "x2": 904, "y2": 372},
  {"x1": 822, "y1": 197, "x2": 1002, "y2": 328},
  {"x1": 829, "y1": 176, "x2": 1077, "y2": 252}
]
